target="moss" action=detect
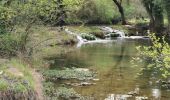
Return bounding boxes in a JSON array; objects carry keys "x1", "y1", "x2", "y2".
[
  {"x1": 80, "y1": 33, "x2": 96, "y2": 40},
  {"x1": 90, "y1": 32, "x2": 107, "y2": 39}
]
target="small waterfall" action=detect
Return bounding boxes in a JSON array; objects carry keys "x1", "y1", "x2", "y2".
[
  {"x1": 76, "y1": 35, "x2": 84, "y2": 43},
  {"x1": 65, "y1": 27, "x2": 149, "y2": 47},
  {"x1": 65, "y1": 28, "x2": 84, "y2": 43},
  {"x1": 101, "y1": 27, "x2": 126, "y2": 38},
  {"x1": 114, "y1": 30, "x2": 126, "y2": 38},
  {"x1": 65, "y1": 28, "x2": 85, "y2": 47}
]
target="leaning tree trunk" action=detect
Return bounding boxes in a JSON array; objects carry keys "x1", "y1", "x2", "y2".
[{"x1": 113, "y1": 0, "x2": 127, "y2": 25}]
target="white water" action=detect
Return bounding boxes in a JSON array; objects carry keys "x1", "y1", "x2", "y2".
[
  {"x1": 101, "y1": 26, "x2": 126, "y2": 38},
  {"x1": 65, "y1": 28, "x2": 85, "y2": 47}
]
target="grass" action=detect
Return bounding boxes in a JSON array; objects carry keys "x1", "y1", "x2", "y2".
[
  {"x1": 0, "y1": 58, "x2": 34, "y2": 92},
  {"x1": 9, "y1": 59, "x2": 34, "y2": 88},
  {"x1": 0, "y1": 80, "x2": 9, "y2": 91},
  {"x1": 67, "y1": 25, "x2": 102, "y2": 33}
]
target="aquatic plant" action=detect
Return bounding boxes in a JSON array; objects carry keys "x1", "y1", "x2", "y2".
[
  {"x1": 43, "y1": 68, "x2": 95, "y2": 81},
  {"x1": 43, "y1": 82, "x2": 80, "y2": 100}
]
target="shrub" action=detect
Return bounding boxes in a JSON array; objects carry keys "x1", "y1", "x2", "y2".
[
  {"x1": 0, "y1": 6, "x2": 16, "y2": 34},
  {"x1": 132, "y1": 33, "x2": 170, "y2": 80},
  {"x1": 0, "y1": 34, "x2": 22, "y2": 57}
]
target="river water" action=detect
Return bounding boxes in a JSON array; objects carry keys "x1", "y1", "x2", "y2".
[{"x1": 52, "y1": 38, "x2": 170, "y2": 100}]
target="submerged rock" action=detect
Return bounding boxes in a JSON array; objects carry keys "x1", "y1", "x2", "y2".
[
  {"x1": 75, "y1": 68, "x2": 89, "y2": 72},
  {"x1": 80, "y1": 82, "x2": 96, "y2": 86},
  {"x1": 128, "y1": 88, "x2": 140, "y2": 96},
  {"x1": 136, "y1": 96, "x2": 148, "y2": 100},
  {"x1": 66, "y1": 82, "x2": 96, "y2": 86},
  {"x1": 105, "y1": 94, "x2": 132, "y2": 100},
  {"x1": 92, "y1": 78, "x2": 100, "y2": 81}
]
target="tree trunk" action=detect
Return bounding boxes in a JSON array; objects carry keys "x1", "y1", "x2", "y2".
[
  {"x1": 142, "y1": 0, "x2": 164, "y2": 34},
  {"x1": 113, "y1": 0, "x2": 126, "y2": 25}
]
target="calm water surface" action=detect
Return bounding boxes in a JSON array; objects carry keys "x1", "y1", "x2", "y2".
[{"x1": 53, "y1": 39, "x2": 170, "y2": 100}]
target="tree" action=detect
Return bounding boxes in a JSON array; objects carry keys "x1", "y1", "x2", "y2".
[
  {"x1": 164, "y1": 0, "x2": 170, "y2": 32},
  {"x1": 142, "y1": 0, "x2": 164, "y2": 34},
  {"x1": 113, "y1": 0, "x2": 126, "y2": 25}
]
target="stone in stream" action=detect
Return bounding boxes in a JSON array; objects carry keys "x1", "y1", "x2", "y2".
[
  {"x1": 136, "y1": 96, "x2": 148, "y2": 100},
  {"x1": 128, "y1": 87, "x2": 140, "y2": 96},
  {"x1": 105, "y1": 94, "x2": 132, "y2": 100},
  {"x1": 92, "y1": 78, "x2": 100, "y2": 81},
  {"x1": 66, "y1": 82, "x2": 96, "y2": 86},
  {"x1": 75, "y1": 68, "x2": 89, "y2": 72}
]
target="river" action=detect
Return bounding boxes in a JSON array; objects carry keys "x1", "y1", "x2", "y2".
[{"x1": 50, "y1": 38, "x2": 170, "y2": 100}]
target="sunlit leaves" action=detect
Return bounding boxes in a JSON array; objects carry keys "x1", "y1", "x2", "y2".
[{"x1": 132, "y1": 33, "x2": 170, "y2": 79}]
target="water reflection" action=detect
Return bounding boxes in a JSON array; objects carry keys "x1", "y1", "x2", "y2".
[{"x1": 50, "y1": 39, "x2": 170, "y2": 99}]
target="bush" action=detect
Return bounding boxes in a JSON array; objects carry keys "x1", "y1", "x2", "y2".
[
  {"x1": 132, "y1": 33, "x2": 170, "y2": 79},
  {"x1": 0, "y1": 34, "x2": 23, "y2": 57},
  {"x1": 0, "y1": 6, "x2": 16, "y2": 34}
]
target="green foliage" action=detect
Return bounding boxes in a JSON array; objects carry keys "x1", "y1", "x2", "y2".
[
  {"x1": 0, "y1": 4, "x2": 16, "y2": 34},
  {"x1": 132, "y1": 33, "x2": 170, "y2": 79},
  {"x1": 77, "y1": 0, "x2": 114, "y2": 24},
  {"x1": 0, "y1": 34, "x2": 22, "y2": 56},
  {"x1": 81, "y1": 33, "x2": 96, "y2": 40}
]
